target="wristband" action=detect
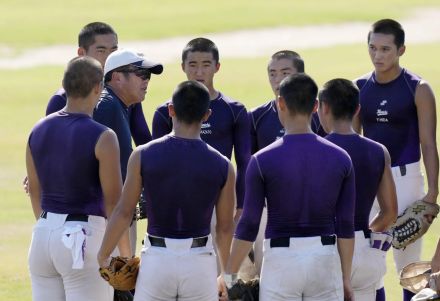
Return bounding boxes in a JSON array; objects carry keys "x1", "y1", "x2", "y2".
[{"x1": 223, "y1": 273, "x2": 238, "y2": 289}]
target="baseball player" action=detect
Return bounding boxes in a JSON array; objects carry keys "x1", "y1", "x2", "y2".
[
  {"x1": 98, "y1": 80, "x2": 235, "y2": 301},
  {"x1": 354, "y1": 19, "x2": 439, "y2": 301},
  {"x1": 318, "y1": 78, "x2": 398, "y2": 301},
  {"x1": 46, "y1": 22, "x2": 152, "y2": 145},
  {"x1": 152, "y1": 37, "x2": 250, "y2": 223},
  {"x1": 224, "y1": 73, "x2": 356, "y2": 301},
  {"x1": 23, "y1": 22, "x2": 151, "y2": 213},
  {"x1": 93, "y1": 48, "x2": 163, "y2": 256},
  {"x1": 250, "y1": 50, "x2": 326, "y2": 153},
  {"x1": 248, "y1": 50, "x2": 326, "y2": 276},
  {"x1": 26, "y1": 57, "x2": 130, "y2": 301}
]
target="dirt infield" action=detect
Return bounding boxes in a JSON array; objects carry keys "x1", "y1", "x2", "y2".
[{"x1": 0, "y1": 7, "x2": 439, "y2": 69}]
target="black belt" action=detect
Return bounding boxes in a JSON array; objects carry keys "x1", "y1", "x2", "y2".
[
  {"x1": 363, "y1": 229, "x2": 371, "y2": 239},
  {"x1": 148, "y1": 236, "x2": 208, "y2": 248},
  {"x1": 270, "y1": 235, "x2": 336, "y2": 248},
  {"x1": 40, "y1": 211, "x2": 89, "y2": 222}
]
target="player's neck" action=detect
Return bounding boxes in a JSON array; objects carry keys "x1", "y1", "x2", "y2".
[
  {"x1": 64, "y1": 98, "x2": 94, "y2": 117},
  {"x1": 283, "y1": 115, "x2": 313, "y2": 135},
  {"x1": 374, "y1": 65, "x2": 402, "y2": 84},
  {"x1": 171, "y1": 121, "x2": 202, "y2": 140},
  {"x1": 329, "y1": 120, "x2": 356, "y2": 135},
  {"x1": 208, "y1": 86, "x2": 219, "y2": 100}
]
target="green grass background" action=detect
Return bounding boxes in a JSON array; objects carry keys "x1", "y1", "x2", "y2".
[{"x1": 0, "y1": 1, "x2": 439, "y2": 300}]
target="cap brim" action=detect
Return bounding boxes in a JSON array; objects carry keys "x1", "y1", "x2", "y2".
[{"x1": 132, "y1": 60, "x2": 163, "y2": 75}]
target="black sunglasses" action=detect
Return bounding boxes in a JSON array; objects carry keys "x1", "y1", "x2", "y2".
[{"x1": 117, "y1": 67, "x2": 151, "y2": 80}]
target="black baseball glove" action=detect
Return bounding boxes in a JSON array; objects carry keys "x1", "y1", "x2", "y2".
[{"x1": 228, "y1": 278, "x2": 259, "y2": 301}]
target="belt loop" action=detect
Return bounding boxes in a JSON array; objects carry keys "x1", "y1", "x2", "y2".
[{"x1": 399, "y1": 165, "x2": 407, "y2": 176}]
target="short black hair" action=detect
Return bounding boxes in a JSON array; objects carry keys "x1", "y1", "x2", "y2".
[
  {"x1": 172, "y1": 81, "x2": 210, "y2": 124},
  {"x1": 319, "y1": 79, "x2": 359, "y2": 121},
  {"x1": 368, "y1": 19, "x2": 405, "y2": 48},
  {"x1": 182, "y1": 38, "x2": 219, "y2": 64},
  {"x1": 271, "y1": 50, "x2": 305, "y2": 73},
  {"x1": 63, "y1": 56, "x2": 103, "y2": 98},
  {"x1": 78, "y1": 22, "x2": 117, "y2": 51},
  {"x1": 279, "y1": 73, "x2": 318, "y2": 115}
]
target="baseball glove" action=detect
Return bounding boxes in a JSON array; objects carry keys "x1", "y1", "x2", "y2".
[
  {"x1": 228, "y1": 278, "x2": 259, "y2": 301},
  {"x1": 392, "y1": 200, "x2": 439, "y2": 249},
  {"x1": 400, "y1": 261, "x2": 432, "y2": 294},
  {"x1": 99, "y1": 256, "x2": 140, "y2": 291}
]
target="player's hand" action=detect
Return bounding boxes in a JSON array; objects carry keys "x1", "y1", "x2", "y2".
[
  {"x1": 23, "y1": 176, "x2": 29, "y2": 195},
  {"x1": 97, "y1": 253, "x2": 111, "y2": 268},
  {"x1": 217, "y1": 275, "x2": 228, "y2": 300},
  {"x1": 343, "y1": 279, "x2": 354, "y2": 301},
  {"x1": 423, "y1": 190, "x2": 438, "y2": 204},
  {"x1": 430, "y1": 271, "x2": 440, "y2": 295}
]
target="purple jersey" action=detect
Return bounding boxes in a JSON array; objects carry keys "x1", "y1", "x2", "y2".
[
  {"x1": 326, "y1": 133, "x2": 385, "y2": 231},
  {"x1": 28, "y1": 111, "x2": 108, "y2": 216},
  {"x1": 152, "y1": 92, "x2": 251, "y2": 208},
  {"x1": 140, "y1": 135, "x2": 229, "y2": 238},
  {"x1": 249, "y1": 100, "x2": 326, "y2": 153},
  {"x1": 46, "y1": 88, "x2": 151, "y2": 146},
  {"x1": 356, "y1": 69, "x2": 421, "y2": 167},
  {"x1": 46, "y1": 89, "x2": 67, "y2": 115},
  {"x1": 235, "y1": 133, "x2": 355, "y2": 241}
]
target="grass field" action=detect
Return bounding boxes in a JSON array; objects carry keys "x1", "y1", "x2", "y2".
[
  {"x1": 0, "y1": 0, "x2": 439, "y2": 49},
  {"x1": 1, "y1": 2, "x2": 440, "y2": 301}
]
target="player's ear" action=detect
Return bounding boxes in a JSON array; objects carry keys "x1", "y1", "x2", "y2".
[
  {"x1": 202, "y1": 109, "x2": 212, "y2": 122},
  {"x1": 354, "y1": 104, "x2": 361, "y2": 117},
  {"x1": 312, "y1": 99, "x2": 318, "y2": 113},
  {"x1": 93, "y1": 81, "x2": 103, "y2": 95},
  {"x1": 277, "y1": 95, "x2": 286, "y2": 111},
  {"x1": 321, "y1": 101, "x2": 330, "y2": 115},
  {"x1": 77, "y1": 47, "x2": 86, "y2": 57},
  {"x1": 215, "y1": 62, "x2": 220, "y2": 73},
  {"x1": 398, "y1": 45, "x2": 406, "y2": 56},
  {"x1": 168, "y1": 103, "x2": 176, "y2": 118}
]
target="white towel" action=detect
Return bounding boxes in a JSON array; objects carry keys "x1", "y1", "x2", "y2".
[{"x1": 62, "y1": 225, "x2": 87, "y2": 269}]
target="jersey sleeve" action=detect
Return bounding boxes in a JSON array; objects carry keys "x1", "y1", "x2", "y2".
[
  {"x1": 129, "y1": 103, "x2": 152, "y2": 146},
  {"x1": 233, "y1": 105, "x2": 251, "y2": 209},
  {"x1": 152, "y1": 104, "x2": 172, "y2": 139},
  {"x1": 234, "y1": 156, "x2": 265, "y2": 242},
  {"x1": 249, "y1": 111, "x2": 258, "y2": 155},
  {"x1": 46, "y1": 93, "x2": 67, "y2": 116},
  {"x1": 335, "y1": 161, "x2": 356, "y2": 238}
]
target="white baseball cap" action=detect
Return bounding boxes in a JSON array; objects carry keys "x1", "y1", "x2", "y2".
[{"x1": 104, "y1": 48, "x2": 163, "y2": 77}]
